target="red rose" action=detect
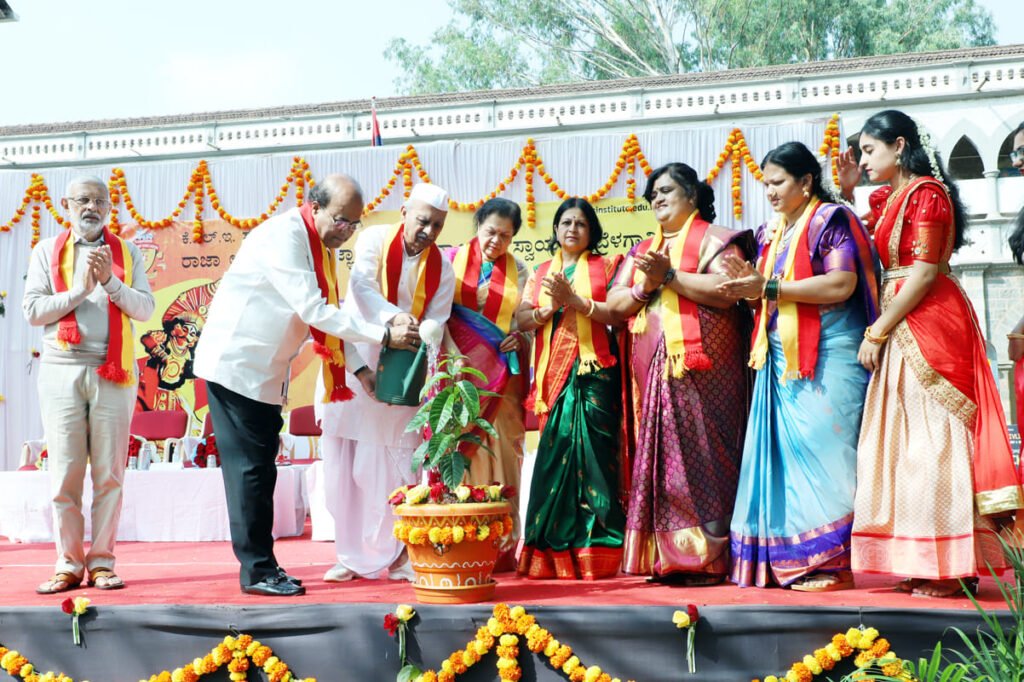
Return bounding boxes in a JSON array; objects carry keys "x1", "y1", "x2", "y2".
[
  {"x1": 427, "y1": 469, "x2": 442, "y2": 486},
  {"x1": 389, "y1": 491, "x2": 406, "y2": 506},
  {"x1": 61, "y1": 597, "x2": 74, "y2": 615},
  {"x1": 383, "y1": 613, "x2": 400, "y2": 636},
  {"x1": 39, "y1": 449, "x2": 48, "y2": 460},
  {"x1": 500, "y1": 485, "x2": 517, "y2": 499},
  {"x1": 206, "y1": 434, "x2": 219, "y2": 455},
  {"x1": 470, "y1": 488, "x2": 487, "y2": 502},
  {"x1": 687, "y1": 604, "x2": 699, "y2": 622},
  {"x1": 429, "y1": 483, "x2": 446, "y2": 502}
]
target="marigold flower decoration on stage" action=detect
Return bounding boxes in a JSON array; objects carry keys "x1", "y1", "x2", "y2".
[
  {"x1": 141, "y1": 633, "x2": 317, "y2": 682},
  {"x1": 0, "y1": 290, "x2": 6, "y2": 317},
  {"x1": 672, "y1": 604, "x2": 700, "y2": 674},
  {"x1": 753, "y1": 626, "x2": 912, "y2": 682},
  {"x1": 391, "y1": 472, "x2": 516, "y2": 554},
  {"x1": 406, "y1": 603, "x2": 635, "y2": 682},
  {"x1": 60, "y1": 596, "x2": 90, "y2": 646}
]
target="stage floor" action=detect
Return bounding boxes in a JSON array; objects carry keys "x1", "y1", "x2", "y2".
[{"x1": 0, "y1": 523, "x2": 1007, "y2": 611}]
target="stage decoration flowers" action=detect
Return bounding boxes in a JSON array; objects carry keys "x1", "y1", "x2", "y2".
[
  {"x1": 60, "y1": 596, "x2": 90, "y2": 646},
  {"x1": 404, "y1": 603, "x2": 635, "y2": 682},
  {"x1": 384, "y1": 605, "x2": 419, "y2": 682},
  {"x1": 0, "y1": 290, "x2": 6, "y2": 317},
  {"x1": 672, "y1": 604, "x2": 700, "y2": 673},
  {"x1": 139, "y1": 633, "x2": 317, "y2": 682},
  {"x1": 753, "y1": 626, "x2": 911, "y2": 682},
  {"x1": 193, "y1": 435, "x2": 220, "y2": 468},
  {"x1": 2, "y1": 121, "x2": 843, "y2": 246},
  {"x1": 126, "y1": 436, "x2": 142, "y2": 466}
]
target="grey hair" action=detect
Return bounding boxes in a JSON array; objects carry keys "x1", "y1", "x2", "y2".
[
  {"x1": 65, "y1": 175, "x2": 108, "y2": 197},
  {"x1": 308, "y1": 174, "x2": 362, "y2": 206}
]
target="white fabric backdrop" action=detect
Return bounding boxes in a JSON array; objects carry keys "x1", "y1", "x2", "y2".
[{"x1": 0, "y1": 117, "x2": 835, "y2": 470}]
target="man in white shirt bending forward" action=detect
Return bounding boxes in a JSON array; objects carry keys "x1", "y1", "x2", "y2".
[{"x1": 194, "y1": 174, "x2": 419, "y2": 597}]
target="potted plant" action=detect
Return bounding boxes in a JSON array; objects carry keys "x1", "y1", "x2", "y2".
[{"x1": 389, "y1": 353, "x2": 516, "y2": 604}]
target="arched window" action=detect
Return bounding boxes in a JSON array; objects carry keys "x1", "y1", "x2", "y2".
[
  {"x1": 997, "y1": 126, "x2": 1024, "y2": 177},
  {"x1": 947, "y1": 135, "x2": 984, "y2": 180}
]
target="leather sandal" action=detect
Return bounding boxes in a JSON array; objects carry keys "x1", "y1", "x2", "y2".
[
  {"x1": 88, "y1": 567, "x2": 125, "y2": 590},
  {"x1": 36, "y1": 572, "x2": 82, "y2": 594}
]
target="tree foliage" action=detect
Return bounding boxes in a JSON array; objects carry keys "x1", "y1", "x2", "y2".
[{"x1": 386, "y1": 0, "x2": 995, "y2": 95}]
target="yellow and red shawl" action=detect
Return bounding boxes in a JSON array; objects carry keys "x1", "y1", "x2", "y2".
[
  {"x1": 451, "y1": 237, "x2": 519, "y2": 332},
  {"x1": 630, "y1": 210, "x2": 712, "y2": 377},
  {"x1": 51, "y1": 226, "x2": 135, "y2": 385},
  {"x1": 300, "y1": 203, "x2": 352, "y2": 402},
  {"x1": 380, "y1": 222, "x2": 443, "y2": 320},
  {"x1": 529, "y1": 250, "x2": 617, "y2": 415}
]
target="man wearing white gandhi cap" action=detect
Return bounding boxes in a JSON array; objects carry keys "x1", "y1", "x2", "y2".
[{"x1": 315, "y1": 182, "x2": 456, "y2": 582}]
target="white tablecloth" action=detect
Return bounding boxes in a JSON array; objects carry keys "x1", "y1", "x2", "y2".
[{"x1": 0, "y1": 466, "x2": 308, "y2": 543}]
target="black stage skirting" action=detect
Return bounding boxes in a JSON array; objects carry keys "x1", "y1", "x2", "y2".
[{"x1": 0, "y1": 604, "x2": 1000, "y2": 681}]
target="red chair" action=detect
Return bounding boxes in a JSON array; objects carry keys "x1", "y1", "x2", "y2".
[
  {"x1": 130, "y1": 410, "x2": 189, "y2": 463},
  {"x1": 288, "y1": 405, "x2": 322, "y2": 437}
]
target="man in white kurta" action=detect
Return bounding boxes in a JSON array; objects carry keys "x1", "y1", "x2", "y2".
[{"x1": 317, "y1": 183, "x2": 455, "y2": 582}]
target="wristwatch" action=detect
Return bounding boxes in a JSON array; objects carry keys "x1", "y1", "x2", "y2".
[{"x1": 662, "y1": 267, "x2": 676, "y2": 286}]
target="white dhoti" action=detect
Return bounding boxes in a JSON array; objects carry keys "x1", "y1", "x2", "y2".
[{"x1": 318, "y1": 343, "x2": 422, "y2": 578}]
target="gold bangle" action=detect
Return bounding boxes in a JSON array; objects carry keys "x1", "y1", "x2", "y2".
[
  {"x1": 531, "y1": 308, "x2": 542, "y2": 325},
  {"x1": 1008, "y1": 332, "x2": 1024, "y2": 340},
  {"x1": 864, "y1": 328, "x2": 889, "y2": 345},
  {"x1": 584, "y1": 298, "x2": 596, "y2": 317}
]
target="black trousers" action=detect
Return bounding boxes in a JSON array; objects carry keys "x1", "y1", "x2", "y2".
[{"x1": 206, "y1": 381, "x2": 284, "y2": 586}]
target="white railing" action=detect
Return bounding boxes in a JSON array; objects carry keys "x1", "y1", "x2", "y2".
[{"x1": 2, "y1": 52, "x2": 1023, "y2": 168}]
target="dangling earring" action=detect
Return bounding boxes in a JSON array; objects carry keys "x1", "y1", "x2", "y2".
[
  {"x1": 895, "y1": 156, "x2": 902, "y2": 167},
  {"x1": 803, "y1": 189, "x2": 810, "y2": 198}
]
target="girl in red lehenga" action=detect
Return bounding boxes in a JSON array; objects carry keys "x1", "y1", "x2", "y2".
[
  {"x1": 1007, "y1": 121, "x2": 1024, "y2": 462},
  {"x1": 838, "y1": 110, "x2": 1023, "y2": 598}
]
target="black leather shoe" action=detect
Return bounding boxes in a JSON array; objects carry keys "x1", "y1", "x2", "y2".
[
  {"x1": 242, "y1": 575, "x2": 306, "y2": 597},
  {"x1": 277, "y1": 568, "x2": 302, "y2": 586}
]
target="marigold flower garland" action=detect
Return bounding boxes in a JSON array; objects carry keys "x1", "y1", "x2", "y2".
[
  {"x1": 753, "y1": 626, "x2": 911, "y2": 682},
  {"x1": 405, "y1": 603, "x2": 635, "y2": 682},
  {"x1": 2, "y1": 120, "x2": 842, "y2": 247}
]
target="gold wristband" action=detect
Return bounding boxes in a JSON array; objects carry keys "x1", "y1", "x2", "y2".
[
  {"x1": 864, "y1": 328, "x2": 889, "y2": 345},
  {"x1": 532, "y1": 308, "x2": 542, "y2": 325},
  {"x1": 584, "y1": 298, "x2": 596, "y2": 317}
]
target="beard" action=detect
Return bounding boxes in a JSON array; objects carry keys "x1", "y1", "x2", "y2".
[{"x1": 75, "y1": 216, "x2": 104, "y2": 240}]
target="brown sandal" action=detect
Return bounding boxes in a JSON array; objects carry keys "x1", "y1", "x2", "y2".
[
  {"x1": 36, "y1": 572, "x2": 82, "y2": 594},
  {"x1": 88, "y1": 567, "x2": 125, "y2": 590}
]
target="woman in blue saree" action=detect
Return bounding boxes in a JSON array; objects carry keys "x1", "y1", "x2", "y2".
[{"x1": 718, "y1": 142, "x2": 878, "y2": 591}]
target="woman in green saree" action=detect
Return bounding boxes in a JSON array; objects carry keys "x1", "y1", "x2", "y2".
[{"x1": 515, "y1": 198, "x2": 627, "y2": 580}]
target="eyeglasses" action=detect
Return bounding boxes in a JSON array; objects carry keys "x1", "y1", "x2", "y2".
[
  {"x1": 1010, "y1": 146, "x2": 1024, "y2": 163},
  {"x1": 323, "y1": 205, "x2": 364, "y2": 229},
  {"x1": 68, "y1": 196, "x2": 111, "y2": 208},
  {"x1": 327, "y1": 213, "x2": 361, "y2": 231}
]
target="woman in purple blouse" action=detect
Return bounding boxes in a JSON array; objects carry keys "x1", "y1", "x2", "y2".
[{"x1": 717, "y1": 142, "x2": 879, "y2": 591}]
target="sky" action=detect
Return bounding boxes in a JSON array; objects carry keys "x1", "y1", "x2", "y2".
[{"x1": 0, "y1": 0, "x2": 1021, "y2": 128}]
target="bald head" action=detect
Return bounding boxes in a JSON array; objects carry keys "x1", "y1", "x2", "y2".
[{"x1": 309, "y1": 174, "x2": 364, "y2": 248}]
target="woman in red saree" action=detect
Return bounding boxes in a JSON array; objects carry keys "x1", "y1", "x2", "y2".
[{"x1": 839, "y1": 109, "x2": 1022, "y2": 598}]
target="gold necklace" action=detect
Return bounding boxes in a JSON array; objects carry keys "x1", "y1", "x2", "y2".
[{"x1": 884, "y1": 174, "x2": 917, "y2": 212}]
